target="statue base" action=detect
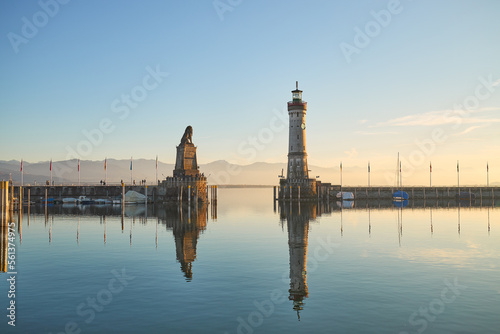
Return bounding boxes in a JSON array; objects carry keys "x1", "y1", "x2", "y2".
[{"x1": 174, "y1": 143, "x2": 199, "y2": 178}]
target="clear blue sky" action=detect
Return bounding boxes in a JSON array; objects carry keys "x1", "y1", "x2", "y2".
[{"x1": 1, "y1": 0, "x2": 499, "y2": 184}]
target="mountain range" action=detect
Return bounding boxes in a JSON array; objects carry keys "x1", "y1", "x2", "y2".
[
  {"x1": 2, "y1": 159, "x2": 498, "y2": 187},
  {"x1": 0, "y1": 159, "x2": 344, "y2": 186}
]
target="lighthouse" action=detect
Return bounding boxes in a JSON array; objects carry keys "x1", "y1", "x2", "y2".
[
  {"x1": 287, "y1": 81, "x2": 309, "y2": 180},
  {"x1": 279, "y1": 82, "x2": 317, "y2": 200}
]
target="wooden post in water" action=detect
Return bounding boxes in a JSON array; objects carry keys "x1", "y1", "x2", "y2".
[
  {"x1": 10, "y1": 183, "x2": 14, "y2": 212},
  {"x1": 273, "y1": 186, "x2": 276, "y2": 201},
  {"x1": 27, "y1": 188, "x2": 30, "y2": 226},
  {"x1": 44, "y1": 187, "x2": 48, "y2": 225},
  {"x1": 145, "y1": 185, "x2": 148, "y2": 206},
  {"x1": 1, "y1": 181, "x2": 4, "y2": 209},
  {"x1": 423, "y1": 188, "x2": 426, "y2": 200},
  {"x1": 298, "y1": 185, "x2": 301, "y2": 202},
  {"x1": 1, "y1": 181, "x2": 5, "y2": 210}
]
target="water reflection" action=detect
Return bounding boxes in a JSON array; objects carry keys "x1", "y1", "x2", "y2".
[
  {"x1": 279, "y1": 202, "x2": 328, "y2": 319},
  {"x1": 157, "y1": 204, "x2": 208, "y2": 281},
  {"x1": 1, "y1": 211, "x2": 7, "y2": 273}
]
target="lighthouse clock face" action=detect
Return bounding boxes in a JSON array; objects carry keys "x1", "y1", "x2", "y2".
[{"x1": 301, "y1": 123, "x2": 306, "y2": 129}]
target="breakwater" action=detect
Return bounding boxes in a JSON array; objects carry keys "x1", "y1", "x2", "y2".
[
  {"x1": 275, "y1": 184, "x2": 500, "y2": 201},
  {"x1": 0, "y1": 183, "x2": 216, "y2": 205},
  {"x1": 339, "y1": 186, "x2": 498, "y2": 200}
]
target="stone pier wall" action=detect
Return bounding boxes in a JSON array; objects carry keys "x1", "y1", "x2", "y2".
[{"x1": 158, "y1": 176, "x2": 208, "y2": 203}]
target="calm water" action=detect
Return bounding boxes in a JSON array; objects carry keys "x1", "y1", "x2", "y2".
[{"x1": 1, "y1": 188, "x2": 499, "y2": 334}]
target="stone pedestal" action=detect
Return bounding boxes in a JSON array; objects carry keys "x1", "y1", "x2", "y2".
[{"x1": 174, "y1": 143, "x2": 198, "y2": 177}]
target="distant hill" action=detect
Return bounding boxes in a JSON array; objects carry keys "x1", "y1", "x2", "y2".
[
  {"x1": 2, "y1": 159, "x2": 495, "y2": 187},
  {"x1": 0, "y1": 159, "x2": 347, "y2": 186}
]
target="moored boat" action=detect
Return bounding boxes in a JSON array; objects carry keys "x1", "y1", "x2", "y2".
[
  {"x1": 336, "y1": 191, "x2": 354, "y2": 200},
  {"x1": 77, "y1": 196, "x2": 94, "y2": 205}
]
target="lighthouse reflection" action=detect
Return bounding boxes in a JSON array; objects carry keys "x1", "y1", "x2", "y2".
[
  {"x1": 280, "y1": 201, "x2": 320, "y2": 319},
  {"x1": 156, "y1": 204, "x2": 208, "y2": 281}
]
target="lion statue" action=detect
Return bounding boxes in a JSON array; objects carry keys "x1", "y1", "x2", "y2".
[{"x1": 180, "y1": 126, "x2": 193, "y2": 145}]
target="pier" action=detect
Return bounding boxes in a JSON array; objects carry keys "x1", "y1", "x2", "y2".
[
  {"x1": 275, "y1": 184, "x2": 500, "y2": 202},
  {"x1": 0, "y1": 183, "x2": 219, "y2": 206}
]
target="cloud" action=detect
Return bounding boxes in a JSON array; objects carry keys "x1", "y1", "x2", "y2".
[
  {"x1": 358, "y1": 119, "x2": 368, "y2": 124},
  {"x1": 493, "y1": 79, "x2": 500, "y2": 87},
  {"x1": 455, "y1": 125, "x2": 483, "y2": 136},
  {"x1": 373, "y1": 108, "x2": 500, "y2": 127},
  {"x1": 355, "y1": 130, "x2": 400, "y2": 135},
  {"x1": 344, "y1": 148, "x2": 358, "y2": 159}
]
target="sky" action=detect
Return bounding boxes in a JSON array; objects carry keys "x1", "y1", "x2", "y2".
[{"x1": 1, "y1": 0, "x2": 499, "y2": 186}]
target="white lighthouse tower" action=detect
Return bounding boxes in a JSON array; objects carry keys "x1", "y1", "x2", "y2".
[
  {"x1": 287, "y1": 81, "x2": 309, "y2": 181},
  {"x1": 279, "y1": 82, "x2": 317, "y2": 199}
]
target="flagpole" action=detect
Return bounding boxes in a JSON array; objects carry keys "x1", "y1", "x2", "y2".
[
  {"x1": 397, "y1": 152, "x2": 400, "y2": 189},
  {"x1": 340, "y1": 161, "x2": 343, "y2": 192},
  {"x1": 400, "y1": 161, "x2": 402, "y2": 188},
  {"x1": 156, "y1": 155, "x2": 158, "y2": 185},
  {"x1": 430, "y1": 162, "x2": 432, "y2": 187},
  {"x1": 105, "y1": 158, "x2": 107, "y2": 185},
  {"x1": 130, "y1": 157, "x2": 133, "y2": 185},
  {"x1": 368, "y1": 161, "x2": 370, "y2": 187},
  {"x1": 457, "y1": 160, "x2": 460, "y2": 191},
  {"x1": 50, "y1": 159, "x2": 53, "y2": 185},
  {"x1": 78, "y1": 159, "x2": 80, "y2": 186},
  {"x1": 487, "y1": 162, "x2": 489, "y2": 187},
  {"x1": 21, "y1": 159, "x2": 24, "y2": 186}
]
